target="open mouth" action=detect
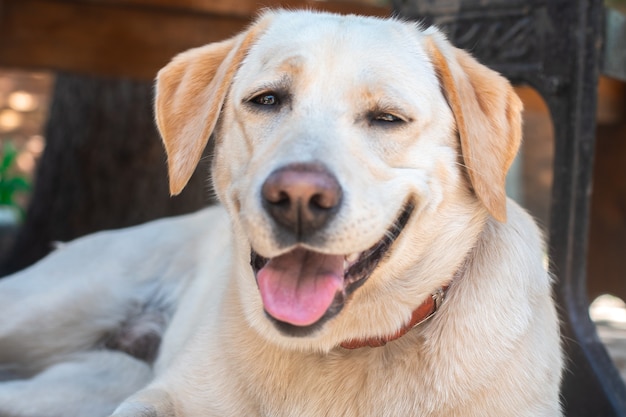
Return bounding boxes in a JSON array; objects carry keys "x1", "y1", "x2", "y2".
[{"x1": 250, "y1": 201, "x2": 414, "y2": 337}]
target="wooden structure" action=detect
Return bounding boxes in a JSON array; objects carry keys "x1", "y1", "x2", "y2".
[{"x1": 0, "y1": 0, "x2": 387, "y2": 80}]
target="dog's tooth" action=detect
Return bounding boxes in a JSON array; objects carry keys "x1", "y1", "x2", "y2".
[
  {"x1": 343, "y1": 253, "x2": 359, "y2": 271},
  {"x1": 347, "y1": 253, "x2": 359, "y2": 263}
]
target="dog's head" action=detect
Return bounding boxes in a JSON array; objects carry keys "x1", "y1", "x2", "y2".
[{"x1": 155, "y1": 10, "x2": 522, "y2": 350}]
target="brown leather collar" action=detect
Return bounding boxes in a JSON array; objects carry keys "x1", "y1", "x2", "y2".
[{"x1": 340, "y1": 286, "x2": 449, "y2": 349}]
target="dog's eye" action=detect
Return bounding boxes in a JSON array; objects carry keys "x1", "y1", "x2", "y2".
[
  {"x1": 251, "y1": 93, "x2": 279, "y2": 106},
  {"x1": 374, "y1": 113, "x2": 403, "y2": 123}
]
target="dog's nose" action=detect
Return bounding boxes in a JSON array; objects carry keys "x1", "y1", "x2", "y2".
[{"x1": 262, "y1": 163, "x2": 342, "y2": 238}]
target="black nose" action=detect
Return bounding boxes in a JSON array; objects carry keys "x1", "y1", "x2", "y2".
[{"x1": 261, "y1": 163, "x2": 342, "y2": 239}]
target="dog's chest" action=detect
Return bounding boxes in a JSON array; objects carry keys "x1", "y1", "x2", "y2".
[{"x1": 242, "y1": 345, "x2": 451, "y2": 417}]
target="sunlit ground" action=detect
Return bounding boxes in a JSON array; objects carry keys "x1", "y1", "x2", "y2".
[{"x1": 590, "y1": 294, "x2": 626, "y2": 382}]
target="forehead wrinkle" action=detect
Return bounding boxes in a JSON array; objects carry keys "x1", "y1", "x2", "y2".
[
  {"x1": 248, "y1": 55, "x2": 305, "y2": 94},
  {"x1": 243, "y1": 73, "x2": 292, "y2": 100},
  {"x1": 276, "y1": 55, "x2": 305, "y2": 76},
  {"x1": 358, "y1": 82, "x2": 413, "y2": 105},
  {"x1": 256, "y1": 50, "x2": 306, "y2": 76}
]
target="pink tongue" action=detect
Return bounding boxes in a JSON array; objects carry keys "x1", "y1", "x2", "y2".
[{"x1": 257, "y1": 248, "x2": 344, "y2": 326}]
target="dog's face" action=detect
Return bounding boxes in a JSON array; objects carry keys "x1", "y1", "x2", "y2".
[{"x1": 155, "y1": 10, "x2": 522, "y2": 350}]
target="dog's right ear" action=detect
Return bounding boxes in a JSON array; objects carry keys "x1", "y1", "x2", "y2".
[
  {"x1": 155, "y1": 16, "x2": 272, "y2": 195},
  {"x1": 425, "y1": 33, "x2": 523, "y2": 222}
]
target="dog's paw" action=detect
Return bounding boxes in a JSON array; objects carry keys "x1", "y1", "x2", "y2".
[
  {"x1": 109, "y1": 388, "x2": 176, "y2": 417},
  {"x1": 109, "y1": 403, "x2": 159, "y2": 417}
]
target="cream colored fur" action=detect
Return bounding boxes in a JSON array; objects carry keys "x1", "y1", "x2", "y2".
[{"x1": 0, "y1": 10, "x2": 562, "y2": 417}]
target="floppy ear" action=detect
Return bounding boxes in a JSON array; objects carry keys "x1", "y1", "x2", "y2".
[
  {"x1": 155, "y1": 16, "x2": 272, "y2": 195},
  {"x1": 425, "y1": 34, "x2": 523, "y2": 222}
]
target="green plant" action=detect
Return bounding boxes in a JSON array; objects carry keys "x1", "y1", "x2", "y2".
[{"x1": 0, "y1": 142, "x2": 31, "y2": 218}]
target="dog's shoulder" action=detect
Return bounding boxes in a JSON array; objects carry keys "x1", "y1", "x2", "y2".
[{"x1": 480, "y1": 199, "x2": 547, "y2": 271}]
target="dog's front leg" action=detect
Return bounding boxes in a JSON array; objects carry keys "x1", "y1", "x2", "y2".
[
  {"x1": 0, "y1": 350, "x2": 152, "y2": 417},
  {"x1": 109, "y1": 388, "x2": 179, "y2": 417}
]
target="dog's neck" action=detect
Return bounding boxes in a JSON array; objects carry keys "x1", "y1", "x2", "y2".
[
  {"x1": 339, "y1": 285, "x2": 449, "y2": 349},
  {"x1": 338, "y1": 221, "x2": 481, "y2": 349}
]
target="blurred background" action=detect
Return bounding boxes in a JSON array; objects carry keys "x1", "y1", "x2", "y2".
[{"x1": 0, "y1": 0, "x2": 624, "y2": 381}]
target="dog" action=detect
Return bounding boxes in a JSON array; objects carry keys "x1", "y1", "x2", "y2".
[{"x1": 0, "y1": 9, "x2": 563, "y2": 417}]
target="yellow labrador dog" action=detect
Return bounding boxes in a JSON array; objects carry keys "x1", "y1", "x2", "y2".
[{"x1": 0, "y1": 9, "x2": 562, "y2": 417}]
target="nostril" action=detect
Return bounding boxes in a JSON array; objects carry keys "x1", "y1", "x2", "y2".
[
  {"x1": 265, "y1": 189, "x2": 290, "y2": 206},
  {"x1": 310, "y1": 191, "x2": 339, "y2": 211},
  {"x1": 276, "y1": 192, "x2": 290, "y2": 206}
]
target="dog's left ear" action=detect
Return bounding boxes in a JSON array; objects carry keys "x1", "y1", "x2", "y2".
[
  {"x1": 155, "y1": 15, "x2": 272, "y2": 195},
  {"x1": 425, "y1": 34, "x2": 523, "y2": 222}
]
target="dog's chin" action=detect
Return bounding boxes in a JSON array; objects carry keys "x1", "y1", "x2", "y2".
[{"x1": 250, "y1": 201, "x2": 415, "y2": 338}]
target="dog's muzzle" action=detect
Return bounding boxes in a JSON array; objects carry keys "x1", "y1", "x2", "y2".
[{"x1": 250, "y1": 198, "x2": 415, "y2": 337}]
